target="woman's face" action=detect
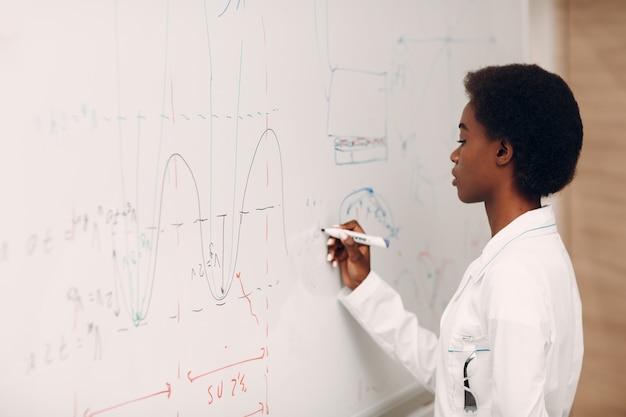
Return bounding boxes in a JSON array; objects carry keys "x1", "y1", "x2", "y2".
[{"x1": 450, "y1": 103, "x2": 503, "y2": 204}]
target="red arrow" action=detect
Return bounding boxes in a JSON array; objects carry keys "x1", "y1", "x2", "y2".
[
  {"x1": 187, "y1": 347, "x2": 266, "y2": 383},
  {"x1": 83, "y1": 382, "x2": 171, "y2": 416},
  {"x1": 243, "y1": 401, "x2": 265, "y2": 417}
]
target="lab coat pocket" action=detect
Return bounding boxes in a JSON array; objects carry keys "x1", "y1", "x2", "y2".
[{"x1": 447, "y1": 334, "x2": 493, "y2": 415}]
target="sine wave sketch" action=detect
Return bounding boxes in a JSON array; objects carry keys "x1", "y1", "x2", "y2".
[{"x1": 111, "y1": 128, "x2": 287, "y2": 327}]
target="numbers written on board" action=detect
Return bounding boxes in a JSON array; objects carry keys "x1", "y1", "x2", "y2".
[{"x1": 207, "y1": 372, "x2": 248, "y2": 405}]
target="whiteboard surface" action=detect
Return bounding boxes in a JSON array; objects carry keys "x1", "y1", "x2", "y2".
[{"x1": 0, "y1": 1, "x2": 525, "y2": 415}]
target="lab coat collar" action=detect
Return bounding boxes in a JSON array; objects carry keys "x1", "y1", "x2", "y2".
[
  {"x1": 475, "y1": 205, "x2": 558, "y2": 277},
  {"x1": 444, "y1": 206, "x2": 559, "y2": 323}
]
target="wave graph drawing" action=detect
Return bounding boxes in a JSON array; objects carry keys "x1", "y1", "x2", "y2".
[
  {"x1": 102, "y1": 0, "x2": 285, "y2": 328},
  {"x1": 111, "y1": 128, "x2": 287, "y2": 327}
]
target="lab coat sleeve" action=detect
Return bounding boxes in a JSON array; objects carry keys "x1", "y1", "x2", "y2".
[
  {"x1": 338, "y1": 271, "x2": 439, "y2": 393},
  {"x1": 485, "y1": 261, "x2": 550, "y2": 417},
  {"x1": 563, "y1": 281, "x2": 584, "y2": 414}
]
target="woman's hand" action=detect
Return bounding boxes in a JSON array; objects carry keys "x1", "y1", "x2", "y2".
[{"x1": 326, "y1": 220, "x2": 371, "y2": 290}]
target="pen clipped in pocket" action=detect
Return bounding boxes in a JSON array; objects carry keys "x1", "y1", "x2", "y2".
[{"x1": 447, "y1": 334, "x2": 492, "y2": 414}]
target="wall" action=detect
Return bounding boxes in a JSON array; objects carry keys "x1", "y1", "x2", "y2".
[{"x1": 566, "y1": 1, "x2": 626, "y2": 416}]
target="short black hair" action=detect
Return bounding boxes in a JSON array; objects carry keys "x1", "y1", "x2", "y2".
[{"x1": 463, "y1": 63, "x2": 583, "y2": 199}]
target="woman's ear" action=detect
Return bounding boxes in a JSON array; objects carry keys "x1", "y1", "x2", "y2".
[{"x1": 495, "y1": 139, "x2": 513, "y2": 166}]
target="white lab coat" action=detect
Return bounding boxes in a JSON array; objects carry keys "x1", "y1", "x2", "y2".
[{"x1": 338, "y1": 206, "x2": 583, "y2": 417}]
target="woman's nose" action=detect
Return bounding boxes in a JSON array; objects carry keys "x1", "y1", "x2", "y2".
[{"x1": 450, "y1": 147, "x2": 459, "y2": 163}]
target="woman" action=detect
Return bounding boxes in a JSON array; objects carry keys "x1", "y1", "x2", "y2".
[{"x1": 326, "y1": 64, "x2": 584, "y2": 416}]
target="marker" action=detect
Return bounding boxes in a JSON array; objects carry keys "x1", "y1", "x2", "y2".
[{"x1": 321, "y1": 228, "x2": 390, "y2": 248}]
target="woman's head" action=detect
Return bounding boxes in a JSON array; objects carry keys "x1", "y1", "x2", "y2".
[{"x1": 463, "y1": 64, "x2": 583, "y2": 199}]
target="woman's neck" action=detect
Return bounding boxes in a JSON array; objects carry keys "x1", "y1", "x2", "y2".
[{"x1": 485, "y1": 193, "x2": 541, "y2": 237}]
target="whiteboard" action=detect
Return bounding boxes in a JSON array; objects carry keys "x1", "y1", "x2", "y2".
[{"x1": 0, "y1": 1, "x2": 525, "y2": 415}]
